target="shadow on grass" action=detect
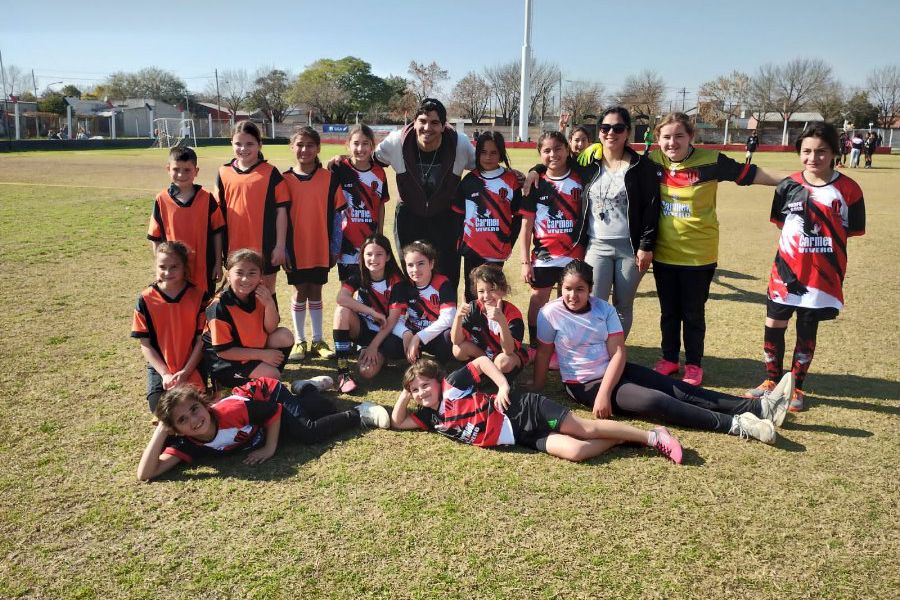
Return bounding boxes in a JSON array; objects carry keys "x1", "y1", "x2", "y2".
[
  {"x1": 782, "y1": 421, "x2": 874, "y2": 438},
  {"x1": 635, "y1": 267, "x2": 767, "y2": 304}
]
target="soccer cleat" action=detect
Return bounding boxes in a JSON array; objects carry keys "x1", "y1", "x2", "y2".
[
  {"x1": 788, "y1": 389, "x2": 806, "y2": 413},
  {"x1": 338, "y1": 371, "x2": 358, "y2": 394},
  {"x1": 356, "y1": 402, "x2": 390, "y2": 429},
  {"x1": 654, "y1": 358, "x2": 680, "y2": 376},
  {"x1": 650, "y1": 426, "x2": 683, "y2": 464},
  {"x1": 310, "y1": 340, "x2": 335, "y2": 359},
  {"x1": 288, "y1": 341, "x2": 307, "y2": 362},
  {"x1": 731, "y1": 412, "x2": 776, "y2": 444},
  {"x1": 549, "y1": 351, "x2": 560, "y2": 371},
  {"x1": 682, "y1": 364, "x2": 703, "y2": 386},
  {"x1": 742, "y1": 379, "x2": 776, "y2": 400},
  {"x1": 290, "y1": 375, "x2": 334, "y2": 394}
]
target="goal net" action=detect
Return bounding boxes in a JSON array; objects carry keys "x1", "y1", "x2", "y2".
[{"x1": 153, "y1": 118, "x2": 197, "y2": 148}]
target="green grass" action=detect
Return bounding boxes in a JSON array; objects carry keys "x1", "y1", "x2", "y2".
[{"x1": 0, "y1": 146, "x2": 897, "y2": 598}]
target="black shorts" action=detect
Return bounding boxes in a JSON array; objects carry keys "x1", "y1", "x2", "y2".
[
  {"x1": 380, "y1": 330, "x2": 453, "y2": 362},
  {"x1": 204, "y1": 346, "x2": 289, "y2": 388},
  {"x1": 337, "y1": 263, "x2": 358, "y2": 282},
  {"x1": 563, "y1": 380, "x2": 599, "y2": 408},
  {"x1": 530, "y1": 265, "x2": 564, "y2": 290},
  {"x1": 506, "y1": 391, "x2": 570, "y2": 451},
  {"x1": 354, "y1": 325, "x2": 379, "y2": 348},
  {"x1": 286, "y1": 267, "x2": 329, "y2": 286},
  {"x1": 766, "y1": 298, "x2": 839, "y2": 324}
]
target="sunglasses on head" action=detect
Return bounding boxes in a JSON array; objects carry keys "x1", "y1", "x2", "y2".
[{"x1": 598, "y1": 123, "x2": 628, "y2": 134}]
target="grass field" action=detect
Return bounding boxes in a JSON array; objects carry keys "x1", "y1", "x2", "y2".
[{"x1": 0, "y1": 144, "x2": 897, "y2": 599}]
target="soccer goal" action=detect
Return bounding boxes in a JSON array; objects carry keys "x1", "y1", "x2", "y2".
[{"x1": 153, "y1": 118, "x2": 197, "y2": 148}]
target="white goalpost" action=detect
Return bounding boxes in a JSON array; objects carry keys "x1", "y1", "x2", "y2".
[{"x1": 152, "y1": 118, "x2": 197, "y2": 148}]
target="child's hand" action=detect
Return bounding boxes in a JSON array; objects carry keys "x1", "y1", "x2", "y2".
[
  {"x1": 493, "y1": 386, "x2": 511, "y2": 414},
  {"x1": 521, "y1": 170, "x2": 540, "y2": 195},
  {"x1": 255, "y1": 285, "x2": 275, "y2": 307},
  {"x1": 243, "y1": 446, "x2": 276, "y2": 465},
  {"x1": 592, "y1": 392, "x2": 612, "y2": 419},
  {"x1": 260, "y1": 348, "x2": 285, "y2": 367},
  {"x1": 359, "y1": 345, "x2": 380, "y2": 373},
  {"x1": 457, "y1": 303, "x2": 472, "y2": 319},
  {"x1": 212, "y1": 260, "x2": 223, "y2": 282},
  {"x1": 162, "y1": 372, "x2": 177, "y2": 390},
  {"x1": 325, "y1": 154, "x2": 348, "y2": 170},
  {"x1": 485, "y1": 305, "x2": 506, "y2": 325},
  {"x1": 271, "y1": 246, "x2": 287, "y2": 268},
  {"x1": 369, "y1": 310, "x2": 387, "y2": 327},
  {"x1": 404, "y1": 334, "x2": 421, "y2": 364},
  {"x1": 521, "y1": 262, "x2": 534, "y2": 284},
  {"x1": 170, "y1": 369, "x2": 188, "y2": 387}
]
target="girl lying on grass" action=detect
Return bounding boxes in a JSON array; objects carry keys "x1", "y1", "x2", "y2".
[
  {"x1": 137, "y1": 377, "x2": 389, "y2": 481},
  {"x1": 390, "y1": 355, "x2": 684, "y2": 464}
]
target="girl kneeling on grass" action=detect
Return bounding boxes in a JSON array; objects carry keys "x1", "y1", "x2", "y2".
[
  {"x1": 743, "y1": 122, "x2": 865, "y2": 412},
  {"x1": 132, "y1": 241, "x2": 207, "y2": 412},
  {"x1": 332, "y1": 234, "x2": 406, "y2": 393},
  {"x1": 391, "y1": 355, "x2": 683, "y2": 464},
  {"x1": 204, "y1": 249, "x2": 294, "y2": 388},
  {"x1": 533, "y1": 261, "x2": 794, "y2": 444},
  {"x1": 137, "y1": 377, "x2": 390, "y2": 481},
  {"x1": 450, "y1": 264, "x2": 528, "y2": 380}
]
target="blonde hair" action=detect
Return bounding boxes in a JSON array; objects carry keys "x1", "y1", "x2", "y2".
[{"x1": 654, "y1": 112, "x2": 695, "y2": 138}]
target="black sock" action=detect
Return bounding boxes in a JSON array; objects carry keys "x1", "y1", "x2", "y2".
[{"x1": 763, "y1": 325, "x2": 786, "y2": 381}]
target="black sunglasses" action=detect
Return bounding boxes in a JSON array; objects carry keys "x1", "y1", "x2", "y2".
[{"x1": 598, "y1": 123, "x2": 628, "y2": 134}]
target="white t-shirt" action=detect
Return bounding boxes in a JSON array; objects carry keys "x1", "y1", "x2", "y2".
[{"x1": 536, "y1": 296, "x2": 624, "y2": 384}]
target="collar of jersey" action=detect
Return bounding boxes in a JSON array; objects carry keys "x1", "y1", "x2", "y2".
[
  {"x1": 286, "y1": 164, "x2": 320, "y2": 181},
  {"x1": 227, "y1": 159, "x2": 267, "y2": 174}
]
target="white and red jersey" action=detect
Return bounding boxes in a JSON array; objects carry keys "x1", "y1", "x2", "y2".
[
  {"x1": 333, "y1": 158, "x2": 390, "y2": 264},
  {"x1": 389, "y1": 274, "x2": 457, "y2": 341},
  {"x1": 536, "y1": 297, "x2": 624, "y2": 384},
  {"x1": 520, "y1": 170, "x2": 586, "y2": 266},
  {"x1": 342, "y1": 272, "x2": 404, "y2": 332},
  {"x1": 461, "y1": 299, "x2": 527, "y2": 362},
  {"x1": 768, "y1": 172, "x2": 865, "y2": 310},
  {"x1": 411, "y1": 362, "x2": 515, "y2": 447},
  {"x1": 453, "y1": 167, "x2": 522, "y2": 261},
  {"x1": 161, "y1": 377, "x2": 284, "y2": 463}
]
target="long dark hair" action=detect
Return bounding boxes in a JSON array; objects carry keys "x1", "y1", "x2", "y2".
[
  {"x1": 475, "y1": 131, "x2": 511, "y2": 170},
  {"x1": 359, "y1": 234, "x2": 403, "y2": 289}
]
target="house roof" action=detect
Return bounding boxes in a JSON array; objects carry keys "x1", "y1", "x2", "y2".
[
  {"x1": 65, "y1": 97, "x2": 113, "y2": 116},
  {"x1": 751, "y1": 111, "x2": 824, "y2": 122},
  {"x1": 196, "y1": 101, "x2": 254, "y2": 118}
]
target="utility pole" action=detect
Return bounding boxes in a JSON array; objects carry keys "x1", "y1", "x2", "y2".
[
  {"x1": 678, "y1": 87, "x2": 688, "y2": 112},
  {"x1": 517, "y1": 0, "x2": 533, "y2": 142},
  {"x1": 32, "y1": 69, "x2": 39, "y2": 137},
  {"x1": 215, "y1": 68, "x2": 222, "y2": 137}
]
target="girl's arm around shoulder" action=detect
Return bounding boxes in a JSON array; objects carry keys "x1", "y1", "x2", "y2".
[
  {"x1": 137, "y1": 423, "x2": 182, "y2": 481},
  {"x1": 391, "y1": 389, "x2": 422, "y2": 430}
]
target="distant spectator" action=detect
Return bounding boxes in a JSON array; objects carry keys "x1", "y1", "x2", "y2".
[
  {"x1": 849, "y1": 133, "x2": 863, "y2": 168},
  {"x1": 47, "y1": 129, "x2": 61, "y2": 140},
  {"x1": 76, "y1": 128, "x2": 88, "y2": 140},
  {"x1": 863, "y1": 131, "x2": 877, "y2": 168},
  {"x1": 745, "y1": 130, "x2": 759, "y2": 163}
]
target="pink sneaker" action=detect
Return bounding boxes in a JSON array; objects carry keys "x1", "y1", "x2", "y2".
[
  {"x1": 651, "y1": 426, "x2": 683, "y2": 464},
  {"x1": 654, "y1": 358, "x2": 679, "y2": 376},
  {"x1": 338, "y1": 371, "x2": 358, "y2": 394},
  {"x1": 549, "y1": 351, "x2": 560, "y2": 371},
  {"x1": 682, "y1": 364, "x2": 703, "y2": 386}
]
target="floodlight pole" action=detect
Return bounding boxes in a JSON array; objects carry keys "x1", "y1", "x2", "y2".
[{"x1": 517, "y1": 0, "x2": 533, "y2": 142}]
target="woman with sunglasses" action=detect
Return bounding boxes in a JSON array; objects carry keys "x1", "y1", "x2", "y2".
[
  {"x1": 580, "y1": 107, "x2": 660, "y2": 338},
  {"x1": 524, "y1": 107, "x2": 659, "y2": 339}
]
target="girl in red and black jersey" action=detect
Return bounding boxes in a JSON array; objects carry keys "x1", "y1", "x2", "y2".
[
  {"x1": 384, "y1": 240, "x2": 457, "y2": 364},
  {"x1": 332, "y1": 235, "x2": 406, "y2": 393},
  {"x1": 203, "y1": 249, "x2": 294, "y2": 388},
  {"x1": 743, "y1": 123, "x2": 865, "y2": 412},
  {"x1": 450, "y1": 263, "x2": 528, "y2": 381},
  {"x1": 452, "y1": 131, "x2": 522, "y2": 301},
  {"x1": 132, "y1": 241, "x2": 208, "y2": 412}
]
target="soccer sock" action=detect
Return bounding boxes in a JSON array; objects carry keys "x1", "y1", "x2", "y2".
[
  {"x1": 791, "y1": 320, "x2": 819, "y2": 390},
  {"x1": 763, "y1": 325, "x2": 786, "y2": 381},
  {"x1": 291, "y1": 300, "x2": 307, "y2": 342},
  {"x1": 309, "y1": 300, "x2": 324, "y2": 342},
  {"x1": 333, "y1": 329, "x2": 352, "y2": 371},
  {"x1": 528, "y1": 323, "x2": 538, "y2": 348}
]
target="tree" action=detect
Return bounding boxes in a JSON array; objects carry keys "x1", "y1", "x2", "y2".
[
  {"x1": 527, "y1": 60, "x2": 561, "y2": 125},
  {"x1": 247, "y1": 68, "x2": 291, "y2": 123},
  {"x1": 748, "y1": 63, "x2": 778, "y2": 124},
  {"x1": 699, "y1": 71, "x2": 752, "y2": 124},
  {"x1": 2, "y1": 65, "x2": 27, "y2": 97},
  {"x1": 291, "y1": 58, "x2": 351, "y2": 123},
  {"x1": 844, "y1": 91, "x2": 879, "y2": 130},
  {"x1": 484, "y1": 61, "x2": 520, "y2": 125},
  {"x1": 616, "y1": 70, "x2": 665, "y2": 120},
  {"x1": 867, "y1": 65, "x2": 900, "y2": 129},
  {"x1": 60, "y1": 84, "x2": 82, "y2": 99},
  {"x1": 38, "y1": 92, "x2": 66, "y2": 115},
  {"x1": 216, "y1": 69, "x2": 250, "y2": 119},
  {"x1": 104, "y1": 67, "x2": 188, "y2": 105},
  {"x1": 812, "y1": 82, "x2": 846, "y2": 125},
  {"x1": 561, "y1": 81, "x2": 604, "y2": 125},
  {"x1": 382, "y1": 75, "x2": 415, "y2": 122},
  {"x1": 450, "y1": 72, "x2": 490, "y2": 124},
  {"x1": 762, "y1": 58, "x2": 832, "y2": 143},
  {"x1": 407, "y1": 61, "x2": 449, "y2": 102}
]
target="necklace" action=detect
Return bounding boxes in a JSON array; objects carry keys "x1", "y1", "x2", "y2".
[{"x1": 418, "y1": 146, "x2": 439, "y2": 181}]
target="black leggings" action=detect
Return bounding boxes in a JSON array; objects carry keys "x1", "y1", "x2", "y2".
[
  {"x1": 565, "y1": 362, "x2": 760, "y2": 433},
  {"x1": 653, "y1": 262, "x2": 715, "y2": 366},
  {"x1": 272, "y1": 382, "x2": 361, "y2": 443}
]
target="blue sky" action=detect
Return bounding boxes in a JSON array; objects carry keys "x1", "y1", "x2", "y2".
[{"x1": 5, "y1": 0, "x2": 899, "y2": 108}]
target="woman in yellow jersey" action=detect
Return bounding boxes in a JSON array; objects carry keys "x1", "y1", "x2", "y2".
[{"x1": 647, "y1": 113, "x2": 784, "y2": 386}]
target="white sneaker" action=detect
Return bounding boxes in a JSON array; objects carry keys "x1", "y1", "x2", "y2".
[
  {"x1": 760, "y1": 372, "x2": 793, "y2": 427},
  {"x1": 731, "y1": 412, "x2": 776, "y2": 444},
  {"x1": 291, "y1": 375, "x2": 334, "y2": 394},
  {"x1": 356, "y1": 402, "x2": 390, "y2": 429}
]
